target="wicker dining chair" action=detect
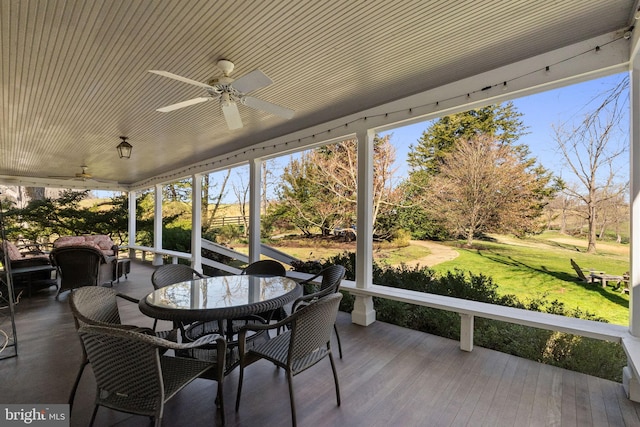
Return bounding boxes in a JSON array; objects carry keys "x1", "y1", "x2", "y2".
[
  {"x1": 240, "y1": 259, "x2": 287, "y2": 328},
  {"x1": 152, "y1": 264, "x2": 206, "y2": 289},
  {"x1": 67, "y1": 286, "x2": 178, "y2": 412},
  {"x1": 241, "y1": 259, "x2": 286, "y2": 276},
  {"x1": 151, "y1": 264, "x2": 206, "y2": 330},
  {"x1": 296, "y1": 264, "x2": 346, "y2": 358},
  {"x1": 235, "y1": 293, "x2": 343, "y2": 427},
  {"x1": 78, "y1": 325, "x2": 226, "y2": 427}
]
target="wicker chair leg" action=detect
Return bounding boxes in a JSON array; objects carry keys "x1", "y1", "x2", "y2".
[
  {"x1": 329, "y1": 352, "x2": 341, "y2": 406},
  {"x1": 89, "y1": 405, "x2": 99, "y2": 427},
  {"x1": 235, "y1": 365, "x2": 245, "y2": 412},
  {"x1": 287, "y1": 371, "x2": 297, "y2": 427},
  {"x1": 152, "y1": 318, "x2": 158, "y2": 331},
  {"x1": 68, "y1": 359, "x2": 88, "y2": 411},
  {"x1": 334, "y1": 324, "x2": 343, "y2": 359},
  {"x1": 218, "y1": 380, "x2": 225, "y2": 426}
]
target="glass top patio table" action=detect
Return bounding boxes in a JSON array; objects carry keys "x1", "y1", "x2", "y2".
[{"x1": 138, "y1": 274, "x2": 301, "y2": 323}]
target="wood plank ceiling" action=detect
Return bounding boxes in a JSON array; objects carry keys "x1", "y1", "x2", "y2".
[{"x1": 0, "y1": 0, "x2": 636, "y2": 188}]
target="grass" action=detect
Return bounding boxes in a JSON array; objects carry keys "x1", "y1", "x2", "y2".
[
  {"x1": 245, "y1": 230, "x2": 630, "y2": 325},
  {"x1": 431, "y1": 232, "x2": 630, "y2": 325},
  {"x1": 236, "y1": 240, "x2": 432, "y2": 266}
]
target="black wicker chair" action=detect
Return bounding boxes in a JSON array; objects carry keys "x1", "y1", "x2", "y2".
[
  {"x1": 296, "y1": 264, "x2": 346, "y2": 357},
  {"x1": 50, "y1": 246, "x2": 116, "y2": 298},
  {"x1": 235, "y1": 293, "x2": 343, "y2": 427},
  {"x1": 78, "y1": 325, "x2": 226, "y2": 427},
  {"x1": 241, "y1": 259, "x2": 286, "y2": 276},
  {"x1": 67, "y1": 286, "x2": 178, "y2": 412},
  {"x1": 151, "y1": 263, "x2": 206, "y2": 289},
  {"x1": 150, "y1": 264, "x2": 206, "y2": 331}
]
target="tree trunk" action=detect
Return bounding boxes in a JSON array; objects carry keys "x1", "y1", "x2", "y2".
[{"x1": 587, "y1": 201, "x2": 597, "y2": 253}]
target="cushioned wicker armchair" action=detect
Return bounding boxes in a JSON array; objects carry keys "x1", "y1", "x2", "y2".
[
  {"x1": 0, "y1": 240, "x2": 54, "y2": 291},
  {"x1": 50, "y1": 245, "x2": 117, "y2": 297},
  {"x1": 78, "y1": 325, "x2": 226, "y2": 427},
  {"x1": 235, "y1": 293, "x2": 343, "y2": 427},
  {"x1": 67, "y1": 287, "x2": 179, "y2": 412}
]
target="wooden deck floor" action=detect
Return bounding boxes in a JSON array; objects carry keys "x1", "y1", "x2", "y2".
[{"x1": 2, "y1": 261, "x2": 640, "y2": 426}]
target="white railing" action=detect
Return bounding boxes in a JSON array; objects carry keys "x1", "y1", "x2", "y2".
[{"x1": 125, "y1": 240, "x2": 640, "y2": 399}]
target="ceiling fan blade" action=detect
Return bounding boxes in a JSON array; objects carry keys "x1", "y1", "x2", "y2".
[
  {"x1": 156, "y1": 97, "x2": 211, "y2": 112},
  {"x1": 242, "y1": 96, "x2": 295, "y2": 119},
  {"x1": 231, "y1": 69, "x2": 272, "y2": 93},
  {"x1": 149, "y1": 70, "x2": 212, "y2": 88},
  {"x1": 221, "y1": 101, "x2": 243, "y2": 129}
]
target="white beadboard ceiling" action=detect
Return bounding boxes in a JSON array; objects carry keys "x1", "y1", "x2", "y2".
[{"x1": 0, "y1": 0, "x2": 637, "y2": 189}]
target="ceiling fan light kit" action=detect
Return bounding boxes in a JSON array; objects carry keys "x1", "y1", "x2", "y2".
[{"x1": 149, "y1": 59, "x2": 294, "y2": 130}]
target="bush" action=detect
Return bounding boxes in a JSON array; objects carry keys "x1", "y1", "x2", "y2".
[{"x1": 295, "y1": 251, "x2": 625, "y2": 382}]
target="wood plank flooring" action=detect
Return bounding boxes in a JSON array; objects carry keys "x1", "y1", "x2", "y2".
[{"x1": 1, "y1": 261, "x2": 640, "y2": 426}]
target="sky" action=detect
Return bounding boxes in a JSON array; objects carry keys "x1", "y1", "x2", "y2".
[
  {"x1": 96, "y1": 72, "x2": 630, "y2": 202},
  {"x1": 380, "y1": 72, "x2": 630, "y2": 185}
]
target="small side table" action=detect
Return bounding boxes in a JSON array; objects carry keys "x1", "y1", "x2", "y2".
[{"x1": 116, "y1": 259, "x2": 131, "y2": 283}]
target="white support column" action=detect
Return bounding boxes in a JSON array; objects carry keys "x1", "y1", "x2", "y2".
[
  {"x1": 459, "y1": 314, "x2": 474, "y2": 352},
  {"x1": 624, "y1": 56, "x2": 640, "y2": 402},
  {"x1": 352, "y1": 129, "x2": 376, "y2": 326},
  {"x1": 153, "y1": 184, "x2": 163, "y2": 266},
  {"x1": 248, "y1": 159, "x2": 262, "y2": 263},
  {"x1": 191, "y1": 174, "x2": 203, "y2": 273},
  {"x1": 127, "y1": 190, "x2": 136, "y2": 260},
  {"x1": 631, "y1": 59, "x2": 640, "y2": 336}
]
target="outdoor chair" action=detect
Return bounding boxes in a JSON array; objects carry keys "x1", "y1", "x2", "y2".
[
  {"x1": 241, "y1": 259, "x2": 287, "y2": 326},
  {"x1": 296, "y1": 264, "x2": 346, "y2": 357},
  {"x1": 50, "y1": 245, "x2": 116, "y2": 298},
  {"x1": 570, "y1": 258, "x2": 624, "y2": 288},
  {"x1": 151, "y1": 264, "x2": 206, "y2": 331},
  {"x1": 78, "y1": 325, "x2": 226, "y2": 427},
  {"x1": 69, "y1": 286, "x2": 177, "y2": 408},
  {"x1": 241, "y1": 259, "x2": 286, "y2": 276},
  {"x1": 67, "y1": 287, "x2": 179, "y2": 412},
  {"x1": 235, "y1": 293, "x2": 343, "y2": 427}
]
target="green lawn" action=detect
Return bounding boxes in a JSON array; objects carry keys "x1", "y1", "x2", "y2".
[{"x1": 431, "y1": 232, "x2": 630, "y2": 325}]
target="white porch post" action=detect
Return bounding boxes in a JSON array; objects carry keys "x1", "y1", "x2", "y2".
[
  {"x1": 248, "y1": 158, "x2": 262, "y2": 263},
  {"x1": 624, "y1": 54, "x2": 640, "y2": 401},
  {"x1": 127, "y1": 190, "x2": 136, "y2": 260},
  {"x1": 152, "y1": 184, "x2": 163, "y2": 266},
  {"x1": 631, "y1": 60, "x2": 640, "y2": 336},
  {"x1": 352, "y1": 129, "x2": 376, "y2": 326},
  {"x1": 191, "y1": 174, "x2": 203, "y2": 273}
]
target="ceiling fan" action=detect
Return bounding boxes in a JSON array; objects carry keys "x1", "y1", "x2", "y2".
[
  {"x1": 49, "y1": 166, "x2": 116, "y2": 183},
  {"x1": 149, "y1": 59, "x2": 294, "y2": 130}
]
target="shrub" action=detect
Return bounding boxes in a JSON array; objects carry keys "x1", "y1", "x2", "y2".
[{"x1": 295, "y1": 251, "x2": 625, "y2": 382}]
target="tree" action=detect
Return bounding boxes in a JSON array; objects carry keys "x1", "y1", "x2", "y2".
[
  {"x1": 552, "y1": 76, "x2": 629, "y2": 253},
  {"x1": 201, "y1": 170, "x2": 231, "y2": 233},
  {"x1": 424, "y1": 135, "x2": 555, "y2": 246},
  {"x1": 403, "y1": 102, "x2": 530, "y2": 240},
  {"x1": 407, "y1": 103, "x2": 527, "y2": 176},
  {"x1": 276, "y1": 136, "x2": 400, "y2": 237}
]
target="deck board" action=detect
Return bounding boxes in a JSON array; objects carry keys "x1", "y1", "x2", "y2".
[{"x1": 2, "y1": 260, "x2": 640, "y2": 426}]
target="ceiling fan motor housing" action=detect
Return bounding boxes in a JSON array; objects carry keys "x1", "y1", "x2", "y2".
[{"x1": 217, "y1": 59, "x2": 235, "y2": 76}]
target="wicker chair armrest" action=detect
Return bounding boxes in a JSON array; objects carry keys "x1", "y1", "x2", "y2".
[
  {"x1": 238, "y1": 315, "x2": 290, "y2": 334},
  {"x1": 11, "y1": 257, "x2": 51, "y2": 268},
  {"x1": 291, "y1": 286, "x2": 335, "y2": 313},
  {"x1": 115, "y1": 292, "x2": 139, "y2": 304},
  {"x1": 297, "y1": 270, "x2": 324, "y2": 286},
  {"x1": 150, "y1": 332, "x2": 226, "y2": 351},
  {"x1": 78, "y1": 325, "x2": 225, "y2": 355}
]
